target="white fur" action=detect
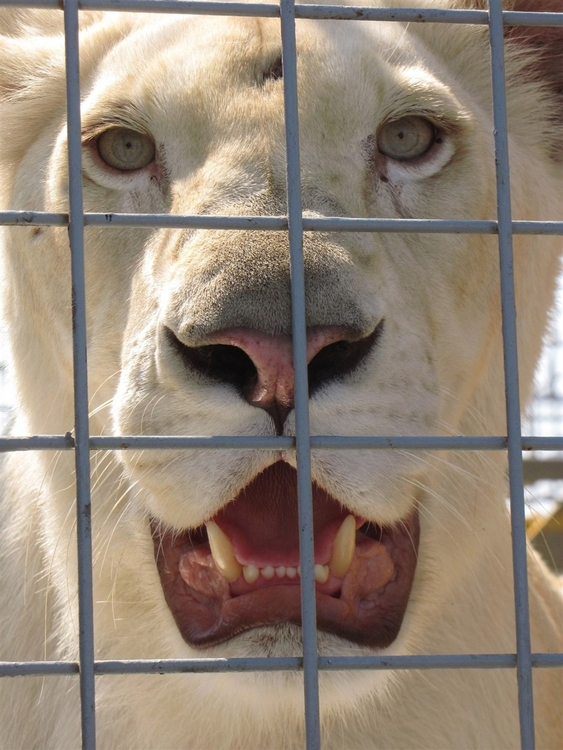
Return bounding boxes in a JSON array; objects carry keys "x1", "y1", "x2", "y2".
[{"x1": 0, "y1": 1, "x2": 562, "y2": 748}]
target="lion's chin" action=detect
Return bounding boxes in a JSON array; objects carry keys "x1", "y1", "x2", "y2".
[{"x1": 151, "y1": 462, "x2": 419, "y2": 649}]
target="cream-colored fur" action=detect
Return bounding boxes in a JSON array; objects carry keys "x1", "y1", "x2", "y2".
[{"x1": 1, "y1": 1, "x2": 562, "y2": 748}]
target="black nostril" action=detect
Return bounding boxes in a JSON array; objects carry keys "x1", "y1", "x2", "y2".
[
  {"x1": 166, "y1": 328, "x2": 258, "y2": 395},
  {"x1": 307, "y1": 321, "x2": 384, "y2": 397},
  {"x1": 166, "y1": 321, "x2": 383, "y2": 413}
]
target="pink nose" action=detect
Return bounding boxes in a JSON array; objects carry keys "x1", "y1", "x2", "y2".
[{"x1": 209, "y1": 327, "x2": 351, "y2": 430}]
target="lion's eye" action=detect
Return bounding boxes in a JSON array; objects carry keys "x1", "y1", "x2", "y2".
[
  {"x1": 97, "y1": 128, "x2": 156, "y2": 171},
  {"x1": 377, "y1": 116, "x2": 437, "y2": 161}
]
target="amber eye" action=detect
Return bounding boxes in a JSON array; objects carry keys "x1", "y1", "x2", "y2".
[
  {"x1": 96, "y1": 128, "x2": 156, "y2": 171},
  {"x1": 377, "y1": 116, "x2": 437, "y2": 161}
]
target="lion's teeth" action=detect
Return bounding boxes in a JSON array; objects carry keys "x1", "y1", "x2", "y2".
[
  {"x1": 206, "y1": 514, "x2": 356, "y2": 585},
  {"x1": 206, "y1": 521, "x2": 242, "y2": 582},
  {"x1": 314, "y1": 564, "x2": 329, "y2": 584},
  {"x1": 238, "y1": 562, "x2": 329, "y2": 583},
  {"x1": 243, "y1": 564, "x2": 259, "y2": 584},
  {"x1": 328, "y1": 515, "x2": 356, "y2": 577},
  {"x1": 262, "y1": 565, "x2": 275, "y2": 580}
]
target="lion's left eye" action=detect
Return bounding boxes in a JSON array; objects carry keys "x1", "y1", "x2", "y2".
[
  {"x1": 377, "y1": 116, "x2": 437, "y2": 161},
  {"x1": 96, "y1": 128, "x2": 156, "y2": 171}
]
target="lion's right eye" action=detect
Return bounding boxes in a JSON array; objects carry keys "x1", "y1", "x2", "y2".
[
  {"x1": 377, "y1": 116, "x2": 437, "y2": 162},
  {"x1": 96, "y1": 128, "x2": 156, "y2": 171}
]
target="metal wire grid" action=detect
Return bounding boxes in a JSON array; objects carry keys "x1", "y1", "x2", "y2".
[{"x1": 0, "y1": 1, "x2": 562, "y2": 749}]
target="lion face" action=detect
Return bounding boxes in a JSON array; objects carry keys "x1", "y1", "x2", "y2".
[{"x1": 58, "y1": 15, "x2": 498, "y2": 659}]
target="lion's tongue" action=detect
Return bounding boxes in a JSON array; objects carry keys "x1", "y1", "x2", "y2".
[{"x1": 212, "y1": 462, "x2": 349, "y2": 568}]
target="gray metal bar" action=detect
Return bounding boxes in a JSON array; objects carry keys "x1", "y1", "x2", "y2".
[
  {"x1": 303, "y1": 218, "x2": 563, "y2": 234},
  {"x1": 87, "y1": 214, "x2": 287, "y2": 229},
  {"x1": 507, "y1": 10, "x2": 563, "y2": 26},
  {"x1": 2, "y1": 0, "x2": 562, "y2": 28},
  {"x1": 297, "y1": 6, "x2": 563, "y2": 26},
  {"x1": 4, "y1": 211, "x2": 563, "y2": 236},
  {"x1": 280, "y1": 0, "x2": 321, "y2": 747},
  {"x1": 73, "y1": 217, "x2": 563, "y2": 236},
  {"x1": 298, "y1": 6, "x2": 563, "y2": 26},
  {"x1": 0, "y1": 211, "x2": 69, "y2": 226},
  {"x1": 0, "y1": 435, "x2": 75, "y2": 451},
  {"x1": 488, "y1": 1, "x2": 535, "y2": 748},
  {"x1": 4, "y1": 434, "x2": 563, "y2": 453},
  {"x1": 86, "y1": 435, "x2": 509, "y2": 450},
  {"x1": 522, "y1": 437, "x2": 563, "y2": 451},
  {"x1": 2, "y1": 651, "x2": 561, "y2": 678},
  {"x1": 87, "y1": 436, "x2": 293, "y2": 450},
  {"x1": 3, "y1": 211, "x2": 563, "y2": 236},
  {"x1": 324, "y1": 654, "x2": 563, "y2": 670},
  {"x1": 63, "y1": 1, "x2": 97, "y2": 748},
  {"x1": 309, "y1": 436, "x2": 507, "y2": 450},
  {"x1": 90, "y1": 653, "x2": 563, "y2": 672},
  {"x1": 85, "y1": 435, "x2": 509, "y2": 450},
  {"x1": 0, "y1": 0, "x2": 280, "y2": 14},
  {"x1": 84, "y1": 0, "x2": 281, "y2": 15},
  {"x1": 0, "y1": 662, "x2": 80, "y2": 676},
  {"x1": 86, "y1": 653, "x2": 563, "y2": 672}
]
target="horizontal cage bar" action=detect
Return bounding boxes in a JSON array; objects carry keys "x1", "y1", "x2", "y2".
[
  {"x1": 1, "y1": 0, "x2": 562, "y2": 27},
  {"x1": 1, "y1": 652, "x2": 562, "y2": 678},
  {"x1": 2, "y1": 434, "x2": 563, "y2": 452},
  {"x1": 2, "y1": 211, "x2": 563, "y2": 235}
]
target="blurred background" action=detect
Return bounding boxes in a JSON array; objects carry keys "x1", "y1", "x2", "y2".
[
  {"x1": 1, "y1": 282, "x2": 562, "y2": 574},
  {"x1": 522, "y1": 282, "x2": 563, "y2": 573}
]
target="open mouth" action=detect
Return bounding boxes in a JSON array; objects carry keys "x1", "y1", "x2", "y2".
[{"x1": 151, "y1": 462, "x2": 419, "y2": 648}]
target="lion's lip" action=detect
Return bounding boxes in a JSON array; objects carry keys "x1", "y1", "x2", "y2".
[{"x1": 151, "y1": 463, "x2": 419, "y2": 648}]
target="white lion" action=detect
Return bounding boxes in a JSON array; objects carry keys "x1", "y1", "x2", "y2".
[{"x1": 0, "y1": 0, "x2": 562, "y2": 748}]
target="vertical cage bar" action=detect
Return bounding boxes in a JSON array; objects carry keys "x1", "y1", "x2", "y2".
[
  {"x1": 63, "y1": 1, "x2": 97, "y2": 748},
  {"x1": 487, "y1": 2, "x2": 535, "y2": 748},
  {"x1": 279, "y1": 0, "x2": 321, "y2": 747}
]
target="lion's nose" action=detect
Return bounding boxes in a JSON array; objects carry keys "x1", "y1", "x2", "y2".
[
  {"x1": 167, "y1": 325, "x2": 382, "y2": 433},
  {"x1": 208, "y1": 328, "x2": 349, "y2": 432}
]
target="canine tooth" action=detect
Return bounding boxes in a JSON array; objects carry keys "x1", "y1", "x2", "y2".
[
  {"x1": 206, "y1": 521, "x2": 242, "y2": 582},
  {"x1": 243, "y1": 564, "x2": 259, "y2": 584},
  {"x1": 275, "y1": 566, "x2": 286, "y2": 578},
  {"x1": 286, "y1": 567, "x2": 297, "y2": 579},
  {"x1": 314, "y1": 564, "x2": 330, "y2": 584},
  {"x1": 329, "y1": 515, "x2": 356, "y2": 577},
  {"x1": 262, "y1": 565, "x2": 275, "y2": 580}
]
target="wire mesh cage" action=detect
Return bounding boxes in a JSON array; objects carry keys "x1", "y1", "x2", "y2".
[{"x1": 0, "y1": 2, "x2": 562, "y2": 749}]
